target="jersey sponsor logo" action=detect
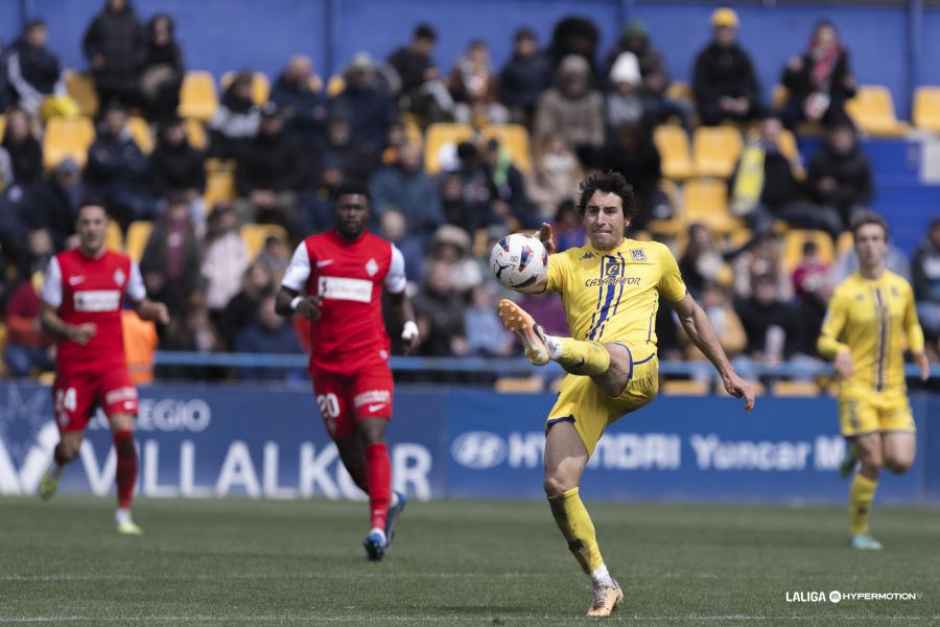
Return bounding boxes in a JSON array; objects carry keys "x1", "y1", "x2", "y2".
[
  {"x1": 584, "y1": 276, "x2": 641, "y2": 288},
  {"x1": 318, "y1": 276, "x2": 372, "y2": 303},
  {"x1": 114, "y1": 269, "x2": 125, "y2": 286},
  {"x1": 316, "y1": 259, "x2": 334, "y2": 268},
  {"x1": 353, "y1": 390, "x2": 391, "y2": 407},
  {"x1": 365, "y1": 258, "x2": 379, "y2": 277},
  {"x1": 105, "y1": 387, "x2": 138, "y2": 406},
  {"x1": 73, "y1": 290, "x2": 121, "y2": 312},
  {"x1": 68, "y1": 275, "x2": 85, "y2": 286}
]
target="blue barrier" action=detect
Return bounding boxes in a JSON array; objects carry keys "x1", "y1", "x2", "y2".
[{"x1": 0, "y1": 382, "x2": 935, "y2": 503}]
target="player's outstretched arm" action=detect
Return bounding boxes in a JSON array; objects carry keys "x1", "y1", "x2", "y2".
[
  {"x1": 673, "y1": 293, "x2": 756, "y2": 411},
  {"x1": 40, "y1": 302, "x2": 96, "y2": 345},
  {"x1": 135, "y1": 299, "x2": 170, "y2": 325},
  {"x1": 275, "y1": 286, "x2": 322, "y2": 320}
]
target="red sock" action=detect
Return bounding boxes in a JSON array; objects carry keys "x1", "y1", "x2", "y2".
[
  {"x1": 365, "y1": 442, "x2": 391, "y2": 530},
  {"x1": 113, "y1": 429, "x2": 137, "y2": 509}
]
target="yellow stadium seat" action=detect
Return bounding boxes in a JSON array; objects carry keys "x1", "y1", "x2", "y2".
[
  {"x1": 326, "y1": 75, "x2": 345, "y2": 97},
  {"x1": 242, "y1": 224, "x2": 289, "y2": 258},
  {"x1": 425, "y1": 123, "x2": 531, "y2": 173},
  {"x1": 105, "y1": 221, "x2": 123, "y2": 251},
  {"x1": 771, "y1": 381, "x2": 820, "y2": 397},
  {"x1": 203, "y1": 169, "x2": 236, "y2": 207},
  {"x1": 483, "y1": 124, "x2": 531, "y2": 172},
  {"x1": 846, "y1": 85, "x2": 908, "y2": 137},
  {"x1": 43, "y1": 116, "x2": 95, "y2": 169},
  {"x1": 837, "y1": 230, "x2": 854, "y2": 257},
  {"x1": 127, "y1": 116, "x2": 154, "y2": 153},
  {"x1": 654, "y1": 125, "x2": 694, "y2": 180},
  {"x1": 648, "y1": 179, "x2": 685, "y2": 237},
  {"x1": 495, "y1": 375, "x2": 544, "y2": 393},
  {"x1": 185, "y1": 118, "x2": 208, "y2": 150},
  {"x1": 125, "y1": 221, "x2": 153, "y2": 262},
  {"x1": 178, "y1": 71, "x2": 218, "y2": 121},
  {"x1": 692, "y1": 126, "x2": 743, "y2": 178},
  {"x1": 221, "y1": 71, "x2": 270, "y2": 106},
  {"x1": 682, "y1": 178, "x2": 738, "y2": 234},
  {"x1": 783, "y1": 229, "x2": 834, "y2": 273},
  {"x1": 662, "y1": 379, "x2": 709, "y2": 396},
  {"x1": 0, "y1": 115, "x2": 5, "y2": 141},
  {"x1": 64, "y1": 70, "x2": 99, "y2": 117},
  {"x1": 913, "y1": 87, "x2": 940, "y2": 134},
  {"x1": 772, "y1": 84, "x2": 789, "y2": 110},
  {"x1": 666, "y1": 81, "x2": 691, "y2": 104}
]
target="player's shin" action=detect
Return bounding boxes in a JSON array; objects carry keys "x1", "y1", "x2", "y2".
[
  {"x1": 849, "y1": 472, "x2": 879, "y2": 536},
  {"x1": 548, "y1": 488, "x2": 611, "y2": 585},
  {"x1": 365, "y1": 442, "x2": 391, "y2": 532},
  {"x1": 113, "y1": 429, "x2": 138, "y2": 510},
  {"x1": 551, "y1": 338, "x2": 611, "y2": 376}
]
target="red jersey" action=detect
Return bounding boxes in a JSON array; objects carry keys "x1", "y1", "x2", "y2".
[
  {"x1": 41, "y1": 248, "x2": 146, "y2": 376},
  {"x1": 281, "y1": 230, "x2": 406, "y2": 373}
]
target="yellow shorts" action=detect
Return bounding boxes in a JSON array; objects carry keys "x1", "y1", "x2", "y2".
[
  {"x1": 546, "y1": 344, "x2": 659, "y2": 456},
  {"x1": 838, "y1": 387, "x2": 915, "y2": 437}
]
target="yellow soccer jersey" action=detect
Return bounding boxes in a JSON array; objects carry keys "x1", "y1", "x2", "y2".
[
  {"x1": 818, "y1": 271, "x2": 924, "y2": 394},
  {"x1": 545, "y1": 238, "x2": 686, "y2": 347}
]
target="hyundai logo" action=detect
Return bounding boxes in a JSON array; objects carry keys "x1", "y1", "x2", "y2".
[{"x1": 451, "y1": 431, "x2": 507, "y2": 469}]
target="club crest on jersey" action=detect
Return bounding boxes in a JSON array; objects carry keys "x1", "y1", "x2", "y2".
[
  {"x1": 630, "y1": 249, "x2": 647, "y2": 262},
  {"x1": 580, "y1": 251, "x2": 595, "y2": 261},
  {"x1": 365, "y1": 258, "x2": 378, "y2": 277},
  {"x1": 113, "y1": 268, "x2": 125, "y2": 286}
]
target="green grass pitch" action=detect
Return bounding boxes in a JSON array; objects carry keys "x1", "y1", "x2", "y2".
[{"x1": 1, "y1": 496, "x2": 938, "y2": 625}]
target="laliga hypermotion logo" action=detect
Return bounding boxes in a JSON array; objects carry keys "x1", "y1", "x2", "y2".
[{"x1": 0, "y1": 384, "x2": 58, "y2": 494}]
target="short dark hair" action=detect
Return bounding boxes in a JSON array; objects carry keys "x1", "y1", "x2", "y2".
[
  {"x1": 332, "y1": 181, "x2": 371, "y2": 205},
  {"x1": 577, "y1": 171, "x2": 635, "y2": 218},
  {"x1": 850, "y1": 210, "x2": 889, "y2": 239},
  {"x1": 414, "y1": 23, "x2": 436, "y2": 42}
]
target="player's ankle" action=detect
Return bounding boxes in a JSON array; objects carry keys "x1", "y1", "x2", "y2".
[
  {"x1": 590, "y1": 564, "x2": 614, "y2": 587},
  {"x1": 115, "y1": 508, "x2": 132, "y2": 524}
]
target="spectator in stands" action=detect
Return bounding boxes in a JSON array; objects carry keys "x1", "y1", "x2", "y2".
[
  {"x1": 4, "y1": 273, "x2": 52, "y2": 377},
  {"x1": 380, "y1": 209, "x2": 423, "y2": 282},
  {"x1": 82, "y1": 0, "x2": 145, "y2": 110},
  {"x1": 332, "y1": 53, "x2": 396, "y2": 158},
  {"x1": 440, "y1": 141, "x2": 496, "y2": 233},
  {"x1": 139, "y1": 195, "x2": 202, "y2": 316},
  {"x1": 140, "y1": 14, "x2": 183, "y2": 124},
  {"x1": 1, "y1": 108, "x2": 43, "y2": 190},
  {"x1": 692, "y1": 8, "x2": 763, "y2": 126},
  {"x1": 465, "y1": 283, "x2": 514, "y2": 356},
  {"x1": 219, "y1": 260, "x2": 275, "y2": 349},
  {"x1": 370, "y1": 140, "x2": 443, "y2": 242},
  {"x1": 427, "y1": 225, "x2": 482, "y2": 295},
  {"x1": 84, "y1": 103, "x2": 153, "y2": 226},
  {"x1": 5, "y1": 20, "x2": 65, "y2": 120},
  {"x1": 160, "y1": 296, "x2": 221, "y2": 366},
  {"x1": 235, "y1": 103, "x2": 305, "y2": 236},
  {"x1": 527, "y1": 136, "x2": 581, "y2": 220},
  {"x1": 209, "y1": 70, "x2": 260, "y2": 159},
  {"x1": 912, "y1": 217, "x2": 940, "y2": 349},
  {"x1": 807, "y1": 122, "x2": 873, "y2": 226},
  {"x1": 604, "y1": 21, "x2": 665, "y2": 90},
  {"x1": 0, "y1": 39, "x2": 11, "y2": 112},
  {"x1": 780, "y1": 20, "x2": 856, "y2": 130},
  {"x1": 449, "y1": 40, "x2": 508, "y2": 126},
  {"x1": 387, "y1": 24, "x2": 453, "y2": 123},
  {"x1": 733, "y1": 231, "x2": 794, "y2": 301},
  {"x1": 682, "y1": 282, "x2": 746, "y2": 372},
  {"x1": 150, "y1": 117, "x2": 206, "y2": 232},
  {"x1": 255, "y1": 235, "x2": 291, "y2": 278},
  {"x1": 414, "y1": 259, "x2": 469, "y2": 356},
  {"x1": 499, "y1": 28, "x2": 552, "y2": 125},
  {"x1": 735, "y1": 273, "x2": 799, "y2": 369},
  {"x1": 552, "y1": 198, "x2": 585, "y2": 252},
  {"x1": 605, "y1": 52, "x2": 646, "y2": 129},
  {"x1": 548, "y1": 16, "x2": 600, "y2": 79},
  {"x1": 600, "y1": 122, "x2": 670, "y2": 230},
  {"x1": 484, "y1": 138, "x2": 537, "y2": 229},
  {"x1": 202, "y1": 206, "x2": 249, "y2": 319},
  {"x1": 791, "y1": 240, "x2": 832, "y2": 356},
  {"x1": 679, "y1": 223, "x2": 729, "y2": 299},
  {"x1": 234, "y1": 295, "x2": 304, "y2": 381},
  {"x1": 317, "y1": 111, "x2": 377, "y2": 191},
  {"x1": 0, "y1": 144, "x2": 13, "y2": 194},
  {"x1": 728, "y1": 117, "x2": 841, "y2": 238},
  {"x1": 534, "y1": 55, "x2": 604, "y2": 155},
  {"x1": 24, "y1": 158, "x2": 84, "y2": 250},
  {"x1": 270, "y1": 55, "x2": 327, "y2": 146}
]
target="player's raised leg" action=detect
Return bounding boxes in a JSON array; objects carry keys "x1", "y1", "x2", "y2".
[
  {"x1": 544, "y1": 421, "x2": 622, "y2": 617},
  {"x1": 849, "y1": 433, "x2": 882, "y2": 550},
  {"x1": 110, "y1": 412, "x2": 142, "y2": 535}
]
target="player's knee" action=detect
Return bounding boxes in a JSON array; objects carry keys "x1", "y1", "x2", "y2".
[
  {"x1": 56, "y1": 440, "x2": 81, "y2": 462},
  {"x1": 543, "y1": 473, "x2": 574, "y2": 498},
  {"x1": 884, "y1": 457, "x2": 912, "y2": 474},
  {"x1": 358, "y1": 421, "x2": 386, "y2": 445}
]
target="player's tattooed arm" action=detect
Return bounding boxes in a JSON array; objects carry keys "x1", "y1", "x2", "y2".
[
  {"x1": 387, "y1": 290, "x2": 419, "y2": 354},
  {"x1": 275, "y1": 286, "x2": 322, "y2": 320},
  {"x1": 40, "y1": 302, "x2": 96, "y2": 345},
  {"x1": 673, "y1": 293, "x2": 756, "y2": 411}
]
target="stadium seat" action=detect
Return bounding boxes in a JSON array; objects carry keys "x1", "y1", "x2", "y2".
[
  {"x1": 105, "y1": 221, "x2": 123, "y2": 251},
  {"x1": 126, "y1": 221, "x2": 153, "y2": 262},
  {"x1": 178, "y1": 71, "x2": 218, "y2": 121},
  {"x1": 495, "y1": 375, "x2": 544, "y2": 393},
  {"x1": 42, "y1": 116, "x2": 95, "y2": 169},
  {"x1": 846, "y1": 85, "x2": 908, "y2": 137},
  {"x1": 242, "y1": 224, "x2": 288, "y2": 258},
  {"x1": 64, "y1": 70, "x2": 99, "y2": 117},
  {"x1": 203, "y1": 169, "x2": 236, "y2": 207},
  {"x1": 127, "y1": 116, "x2": 154, "y2": 153},
  {"x1": 662, "y1": 380, "x2": 709, "y2": 396},
  {"x1": 771, "y1": 381, "x2": 820, "y2": 397},
  {"x1": 425, "y1": 123, "x2": 531, "y2": 173},
  {"x1": 681, "y1": 178, "x2": 738, "y2": 234},
  {"x1": 783, "y1": 229, "x2": 834, "y2": 272},
  {"x1": 666, "y1": 81, "x2": 691, "y2": 104},
  {"x1": 186, "y1": 118, "x2": 208, "y2": 150},
  {"x1": 648, "y1": 179, "x2": 685, "y2": 237},
  {"x1": 654, "y1": 125, "x2": 694, "y2": 180},
  {"x1": 692, "y1": 126, "x2": 743, "y2": 178},
  {"x1": 221, "y1": 71, "x2": 270, "y2": 105},
  {"x1": 913, "y1": 87, "x2": 940, "y2": 134}
]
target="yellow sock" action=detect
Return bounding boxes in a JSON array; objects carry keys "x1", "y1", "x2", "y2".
[
  {"x1": 548, "y1": 487, "x2": 605, "y2": 575},
  {"x1": 849, "y1": 474, "x2": 878, "y2": 535},
  {"x1": 555, "y1": 338, "x2": 610, "y2": 376}
]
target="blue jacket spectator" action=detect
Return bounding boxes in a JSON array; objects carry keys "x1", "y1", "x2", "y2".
[
  {"x1": 330, "y1": 53, "x2": 396, "y2": 158},
  {"x1": 234, "y1": 295, "x2": 304, "y2": 381},
  {"x1": 6, "y1": 20, "x2": 65, "y2": 118},
  {"x1": 82, "y1": 0, "x2": 146, "y2": 110},
  {"x1": 270, "y1": 55, "x2": 328, "y2": 146},
  {"x1": 369, "y1": 141, "x2": 443, "y2": 239},
  {"x1": 499, "y1": 28, "x2": 552, "y2": 124}
]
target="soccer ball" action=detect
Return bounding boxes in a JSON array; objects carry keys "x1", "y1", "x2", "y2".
[{"x1": 490, "y1": 233, "x2": 548, "y2": 290}]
